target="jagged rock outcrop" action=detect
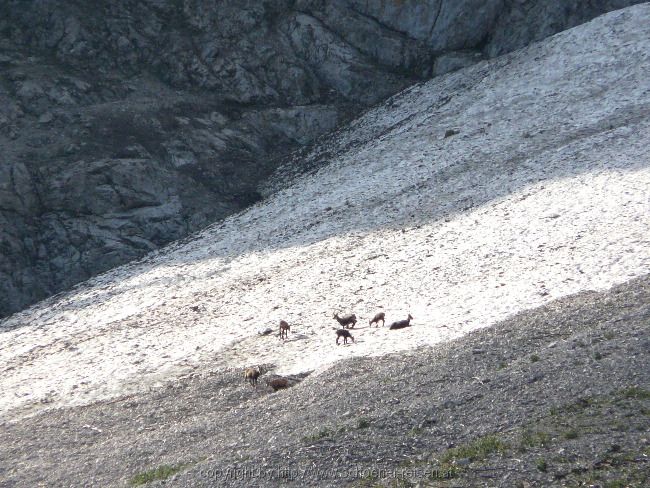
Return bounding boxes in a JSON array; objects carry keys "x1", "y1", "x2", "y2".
[{"x1": 0, "y1": 0, "x2": 643, "y2": 317}]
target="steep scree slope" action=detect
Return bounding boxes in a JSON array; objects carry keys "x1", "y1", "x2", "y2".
[
  {"x1": 0, "y1": 0, "x2": 644, "y2": 317},
  {"x1": 1, "y1": 270, "x2": 649, "y2": 486},
  {"x1": 0, "y1": 5, "x2": 649, "y2": 423}
]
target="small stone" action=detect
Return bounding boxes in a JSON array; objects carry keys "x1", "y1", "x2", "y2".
[{"x1": 38, "y1": 112, "x2": 54, "y2": 124}]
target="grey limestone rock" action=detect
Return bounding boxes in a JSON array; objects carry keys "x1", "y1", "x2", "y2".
[{"x1": 0, "y1": 0, "x2": 643, "y2": 317}]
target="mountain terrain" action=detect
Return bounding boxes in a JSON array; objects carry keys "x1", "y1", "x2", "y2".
[
  {"x1": 1, "y1": 3, "x2": 649, "y2": 487},
  {"x1": 0, "y1": 0, "x2": 644, "y2": 317},
  {"x1": 3, "y1": 273, "x2": 648, "y2": 487}
]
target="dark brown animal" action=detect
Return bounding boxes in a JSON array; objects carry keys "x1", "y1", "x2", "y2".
[
  {"x1": 267, "y1": 377, "x2": 290, "y2": 391},
  {"x1": 369, "y1": 312, "x2": 385, "y2": 327},
  {"x1": 333, "y1": 313, "x2": 357, "y2": 329},
  {"x1": 335, "y1": 328, "x2": 355, "y2": 345},
  {"x1": 279, "y1": 320, "x2": 290, "y2": 339},
  {"x1": 243, "y1": 367, "x2": 262, "y2": 386},
  {"x1": 388, "y1": 314, "x2": 413, "y2": 330}
]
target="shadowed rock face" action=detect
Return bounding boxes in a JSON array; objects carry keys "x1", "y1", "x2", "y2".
[{"x1": 0, "y1": 0, "x2": 642, "y2": 317}]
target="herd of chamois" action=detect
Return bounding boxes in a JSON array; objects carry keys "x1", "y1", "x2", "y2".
[{"x1": 244, "y1": 311, "x2": 413, "y2": 388}]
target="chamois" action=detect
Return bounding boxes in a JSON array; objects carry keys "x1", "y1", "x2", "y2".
[
  {"x1": 333, "y1": 312, "x2": 357, "y2": 329},
  {"x1": 388, "y1": 314, "x2": 413, "y2": 330},
  {"x1": 335, "y1": 328, "x2": 355, "y2": 345},
  {"x1": 267, "y1": 377, "x2": 289, "y2": 391},
  {"x1": 369, "y1": 312, "x2": 385, "y2": 327},
  {"x1": 279, "y1": 320, "x2": 290, "y2": 339},
  {"x1": 243, "y1": 366, "x2": 262, "y2": 386}
]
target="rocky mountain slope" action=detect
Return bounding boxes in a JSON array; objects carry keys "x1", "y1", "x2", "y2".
[
  {"x1": 1, "y1": 3, "x2": 649, "y2": 486},
  {"x1": 2, "y1": 0, "x2": 649, "y2": 415},
  {"x1": 2, "y1": 273, "x2": 648, "y2": 487},
  {"x1": 0, "y1": 0, "x2": 643, "y2": 318}
]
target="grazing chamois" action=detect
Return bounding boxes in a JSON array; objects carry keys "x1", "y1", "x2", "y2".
[
  {"x1": 388, "y1": 314, "x2": 413, "y2": 330},
  {"x1": 333, "y1": 312, "x2": 357, "y2": 329},
  {"x1": 279, "y1": 320, "x2": 290, "y2": 339},
  {"x1": 243, "y1": 366, "x2": 263, "y2": 386},
  {"x1": 267, "y1": 377, "x2": 289, "y2": 392},
  {"x1": 335, "y1": 328, "x2": 355, "y2": 345},
  {"x1": 369, "y1": 312, "x2": 385, "y2": 327}
]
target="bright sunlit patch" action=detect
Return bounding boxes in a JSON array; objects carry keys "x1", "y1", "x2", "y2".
[{"x1": 1, "y1": 8, "x2": 649, "y2": 419}]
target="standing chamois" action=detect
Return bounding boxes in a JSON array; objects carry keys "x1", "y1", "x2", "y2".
[
  {"x1": 388, "y1": 314, "x2": 413, "y2": 330},
  {"x1": 335, "y1": 328, "x2": 355, "y2": 345},
  {"x1": 279, "y1": 320, "x2": 290, "y2": 339},
  {"x1": 333, "y1": 312, "x2": 357, "y2": 329},
  {"x1": 243, "y1": 366, "x2": 263, "y2": 386},
  {"x1": 369, "y1": 312, "x2": 385, "y2": 327}
]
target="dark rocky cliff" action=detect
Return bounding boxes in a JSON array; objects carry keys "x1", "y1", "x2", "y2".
[{"x1": 0, "y1": 0, "x2": 641, "y2": 317}]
